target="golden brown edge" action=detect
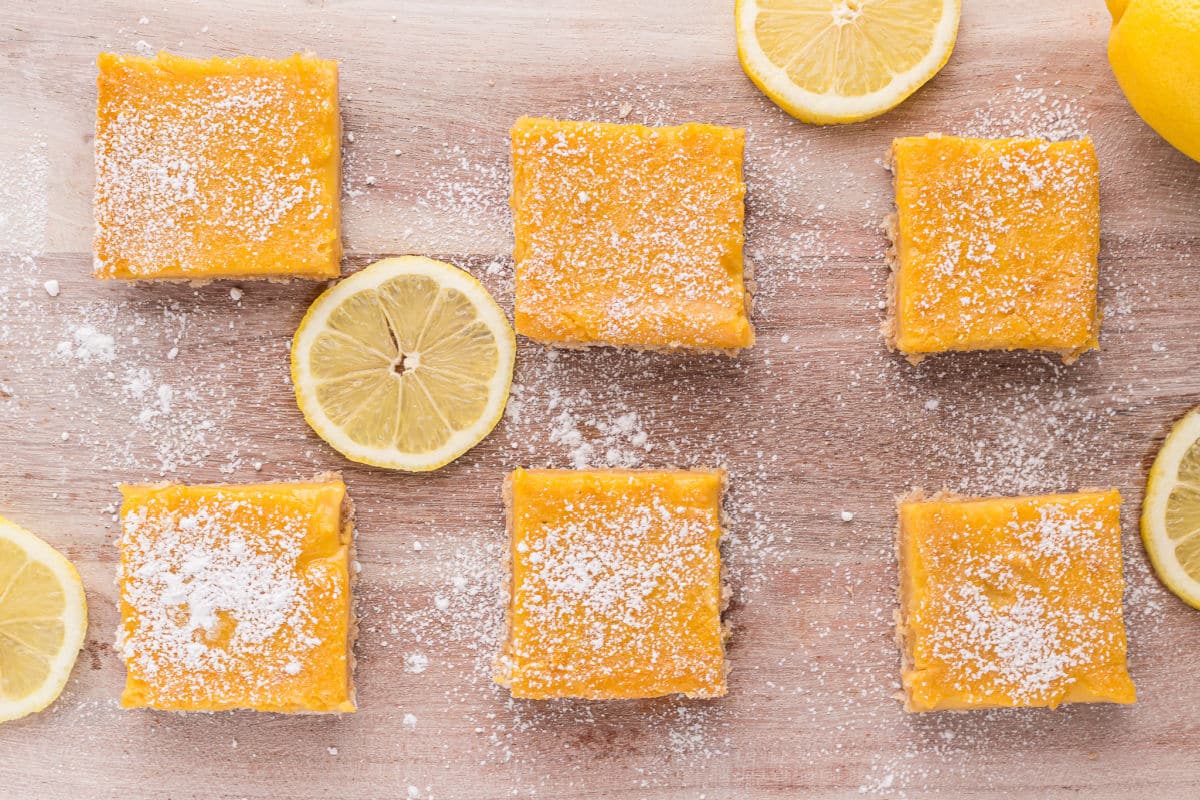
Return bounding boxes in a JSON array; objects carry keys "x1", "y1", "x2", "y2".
[
  {"x1": 894, "y1": 488, "x2": 919, "y2": 713},
  {"x1": 882, "y1": 140, "x2": 902, "y2": 356}
]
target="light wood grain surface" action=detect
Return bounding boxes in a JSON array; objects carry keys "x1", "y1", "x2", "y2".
[{"x1": 1, "y1": 1, "x2": 1198, "y2": 798}]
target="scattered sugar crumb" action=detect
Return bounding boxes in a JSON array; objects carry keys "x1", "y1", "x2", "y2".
[{"x1": 58, "y1": 326, "x2": 116, "y2": 363}]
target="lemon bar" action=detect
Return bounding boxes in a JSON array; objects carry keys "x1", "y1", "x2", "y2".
[
  {"x1": 897, "y1": 490, "x2": 1135, "y2": 712},
  {"x1": 511, "y1": 117, "x2": 754, "y2": 351},
  {"x1": 496, "y1": 468, "x2": 728, "y2": 699},
  {"x1": 116, "y1": 476, "x2": 355, "y2": 712},
  {"x1": 94, "y1": 52, "x2": 341, "y2": 281},
  {"x1": 886, "y1": 135, "x2": 1101, "y2": 362}
]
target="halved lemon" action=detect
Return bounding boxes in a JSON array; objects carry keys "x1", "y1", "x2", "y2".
[
  {"x1": 1143, "y1": 406, "x2": 1200, "y2": 610},
  {"x1": 291, "y1": 256, "x2": 516, "y2": 471},
  {"x1": 735, "y1": 0, "x2": 961, "y2": 125},
  {"x1": 0, "y1": 515, "x2": 88, "y2": 722}
]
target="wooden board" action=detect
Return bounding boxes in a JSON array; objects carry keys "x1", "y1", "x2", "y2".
[{"x1": 1, "y1": 1, "x2": 1198, "y2": 798}]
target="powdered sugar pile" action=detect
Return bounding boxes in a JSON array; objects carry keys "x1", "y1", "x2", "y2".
[{"x1": 56, "y1": 325, "x2": 117, "y2": 363}]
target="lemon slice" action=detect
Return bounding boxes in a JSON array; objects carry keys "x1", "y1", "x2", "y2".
[
  {"x1": 291, "y1": 256, "x2": 516, "y2": 471},
  {"x1": 735, "y1": 0, "x2": 961, "y2": 124},
  {"x1": 0, "y1": 515, "x2": 87, "y2": 722},
  {"x1": 1143, "y1": 406, "x2": 1200, "y2": 610}
]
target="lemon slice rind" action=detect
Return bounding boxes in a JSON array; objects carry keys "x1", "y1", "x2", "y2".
[
  {"x1": 291, "y1": 256, "x2": 516, "y2": 472},
  {"x1": 1142, "y1": 407, "x2": 1200, "y2": 610},
  {"x1": 0, "y1": 516, "x2": 88, "y2": 723},
  {"x1": 735, "y1": 0, "x2": 961, "y2": 125}
]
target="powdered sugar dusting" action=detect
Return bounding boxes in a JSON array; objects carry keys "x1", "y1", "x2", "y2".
[
  {"x1": 0, "y1": 10, "x2": 1195, "y2": 798},
  {"x1": 117, "y1": 483, "x2": 349, "y2": 709},
  {"x1": 960, "y1": 78, "x2": 1092, "y2": 141},
  {"x1": 510, "y1": 118, "x2": 751, "y2": 348},
  {"x1": 891, "y1": 135, "x2": 1100, "y2": 355},
  {"x1": 93, "y1": 53, "x2": 338, "y2": 278},
  {"x1": 902, "y1": 493, "x2": 1132, "y2": 708},
  {"x1": 0, "y1": 288, "x2": 249, "y2": 476},
  {"x1": 506, "y1": 382, "x2": 652, "y2": 470},
  {"x1": 498, "y1": 470, "x2": 725, "y2": 699},
  {"x1": 0, "y1": 140, "x2": 49, "y2": 257},
  {"x1": 120, "y1": 504, "x2": 309, "y2": 672}
]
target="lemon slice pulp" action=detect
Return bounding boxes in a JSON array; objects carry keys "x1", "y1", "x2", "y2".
[
  {"x1": 0, "y1": 515, "x2": 87, "y2": 723},
  {"x1": 735, "y1": 0, "x2": 961, "y2": 124},
  {"x1": 291, "y1": 256, "x2": 516, "y2": 471},
  {"x1": 1142, "y1": 407, "x2": 1200, "y2": 610}
]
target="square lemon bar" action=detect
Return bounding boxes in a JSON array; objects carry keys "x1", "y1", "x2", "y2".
[
  {"x1": 496, "y1": 468, "x2": 728, "y2": 699},
  {"x1": 94, "y1": 52, "x2": 341, "y2": 281},
  {"x1": 511, "y1": 117, "x2": 754, "y2": 351},
  {"x1": 116, "y1": 476, "x2": 355, "y2": 712},
  {"x1": 886, "y1": 135, "x2": 1101, "y2": 362},
  {"x1": 897, "y1": 490, "x2": 1135, "y2": 712}
]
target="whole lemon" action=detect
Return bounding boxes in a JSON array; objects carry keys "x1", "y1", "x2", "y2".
[{"x1": 1107, "y1": 0, "x2": 1200, "y2": 163}]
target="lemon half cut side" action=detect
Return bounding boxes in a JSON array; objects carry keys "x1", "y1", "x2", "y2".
[
  {"x1": 736, "y1": 0, "x2": 961, "y2": 125},
  {"x1": 0, "y1": 516, "x2": 87, "y2": 723},
  {"x1": 1142, "y1": 407, "x2": 1200, "y2": 610}
]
